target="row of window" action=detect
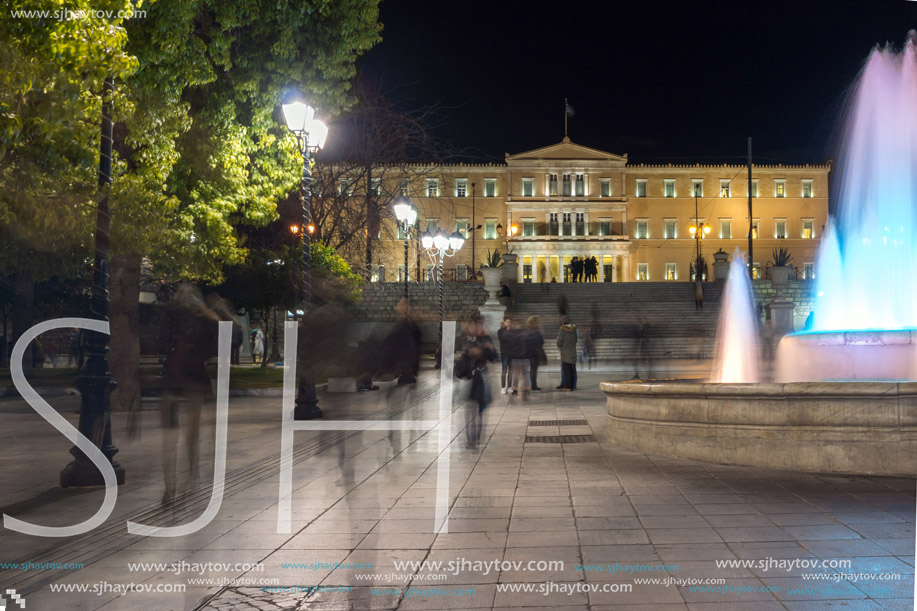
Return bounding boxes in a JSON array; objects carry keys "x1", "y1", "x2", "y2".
[
  {"x1": 370, "y1": 261, "x2": 818, "y2": 283},
  {"x1": 634, "y1": 218, "x2": 817, "y2": 240},
  {"x1": 398, "y1": 216, "x2": 817, "y2": 241},
  {"x1": 402, "y1": 176, "x2": 816, "y2": 199},
  {"x1": 637, "y1": 262, "x2": 816, "y2": 281}
]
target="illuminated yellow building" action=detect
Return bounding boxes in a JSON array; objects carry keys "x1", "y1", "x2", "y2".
[{"x1": 372, "y1": 138, "x2": 830, "y2": 283}]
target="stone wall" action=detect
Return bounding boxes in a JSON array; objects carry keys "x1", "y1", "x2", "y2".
[
  {"x1": 751, "y1": 279, "x2": 816, "y2": 329},
  {"x1": 348, "y1": 282, "x2": 488, "y2": 322}
]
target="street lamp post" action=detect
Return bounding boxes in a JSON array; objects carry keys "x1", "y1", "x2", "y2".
[
  {"x1": 689, "y1": 195, "x2": 711, "y2": 280},
  {"x1": 421, "y1": 227, "x2": 464, "y2": 325},
  {"x1": 282, "y1": 96, "x2": 328, "y2": 420},
  {"x1": 496, "y1": 222, "x2": 518, "y2": 252},
  {"x1": 393, "y1": 196, "x2": 417, "y2": 301},
  {"x1": 61, "y1": 77, "x2": 125, "y2": 487}
]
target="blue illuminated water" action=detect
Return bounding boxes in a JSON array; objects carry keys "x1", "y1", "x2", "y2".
[{"x1": 812, "y1": 32, "x2": 917, "y2": 331}]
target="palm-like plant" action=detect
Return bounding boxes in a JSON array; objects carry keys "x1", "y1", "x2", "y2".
[{"x1": 772, "y1": 247, "x2": 793, "y2": 266}]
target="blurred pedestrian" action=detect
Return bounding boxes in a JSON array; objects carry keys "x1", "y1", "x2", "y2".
[
  {"x1": 497, "y1": 317, "x2": 511, "y2": 393},
  {"x1": 383, "y1": 298, "x2": 422, "y2": 384},
  {"x1": 694, "y1": 278, "x2": 704, "y2": 310},
  {"x1": 460, "y1": 315, "x2": 497, "y2": 449},
  {"x1": 158, "y1": 284, "x2": 222, "y2": 504},
  {"x1": 527, "y1": 316, "x2": 545, "y2": 391},
  {"x1": 251, "y1": 328, "x2": 264, "y2": 364},
  {"x1": 556, "y1": 315, "x2": 578, "y2": 391}
]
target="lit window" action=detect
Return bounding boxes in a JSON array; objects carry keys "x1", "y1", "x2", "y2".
[
  {"x1": 371, "y1": 178, "x2": 382, "y2": 196},
  {"x1": 802, "y1": 180, "x2": 813, "y2": 198},
  {"x1": 484, "y1": 219, "x2": 497, "y2": 240},
  {"x1": 803, "y1": 262, "x2": 815, "y2": 279},
  {"x1": 636, "y1": 220, "x2": 648, "y2": 239},
  {"x1": 720, "y1": 220, "x2": 732, "y2": 239},
  {"x1": 600, "y1": 179, "x2": 611, "y2": 197},
  {"x1": 397, "y1": 223, "x2": 406, "y2": 240},
  {"x1": 692, "y1": 180, "x2": 703, "y2": 197},
  {"x1": 484, "y1": 178, "x2": 496, "y2": 197},
  {"x1": 664, "y1": 219, "x2": 676, "y2": 239},
  {"x1": 338, "y1": 179, "x2": 354, "y2": 196},
  {"x1": 775, "y1": 180, "x2": 786, "y2": 197},
  {"x1": 635, "y1": 179, "x2": 647, "y2": 197},
  {"x1": 664, "y1": 179, "x2": 675, "y2": 198},
  {"x1": 548, "y1": 174, "x2": 558, "y2": 196},
  {"x1": 575, "y1": 174, "x2": 585, "y2": 196},
  {"x1": 665, "y1": 263, "x2": 677, "y2": 280},
  {"x1": 426, "y1": 178, "x2": 439, "y2": 197},
  {"x1": 425, "y1": 218, "x2": 438, "y2": 233},
  {"x1": 637, "y1": 263, "x2": 649, "y2": 280},
  {"x1": 398, "y1": 265, "x2": 406, "y2": 282},
  {"x1": 425, "y1": 265, "x2": 434, "y2": 282},
  {"x1": 775, "y1": 220, "x2": 787, "y2": 239},
  {"x1": 751, "y1": 179, "x2": 758, "y2": 198},
  {"x1": 599, "y1": 220, "x2": 611, "y2": 236},
  {"x1": 802, "y1": 220, "x2": 815, "y2": 239},
  {"x1": 720, "y1": 180, "x2": 730, "y2": 198},
  {"x1": 549, "y1": 212, "x2": 559, "y2": 236},
  {"x1": 522, "y1": 178, "x2": 534, "y2": 197},
  {"x1": 750, "y1": 219, "x2": 759, "y2": 239},
  {"x1": 398, "y1": 180, "x2": 409, "y2": 196},
  {"x1": 522, "y1": 220, "x2": 535, "y2": 236},
  {"x1": 562, "y1": 174, "x2": 572, "y2": 196},
  {"x1": 751, "y1": 263, "x2": 761, "y2": 279},
  {"x1": 575, "y1": 212, "x2": 585, "y2": 236},
  {"x1": 456, "y1": 219, "x2": 469, "y2": 238},
  {"x1": 455, "y1": 178, "x2": 467, "y2": 197},
  {"x1": 562, "y1": 212, "x2": 571, "y2": 235},
  {"x1": 455, "y1": 265, "x2": 467, "y2": 281}
]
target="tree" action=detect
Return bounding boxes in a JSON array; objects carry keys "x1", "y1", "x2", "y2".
[{"x1": 308, "y1": 87, "x2": 469, "y2": 277}]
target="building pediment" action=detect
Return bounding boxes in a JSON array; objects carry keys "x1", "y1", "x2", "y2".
[{"x1": 506, "y1": 137, "x2": 628, "y2": 164}]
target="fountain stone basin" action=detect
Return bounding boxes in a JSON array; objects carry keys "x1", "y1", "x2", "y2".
[
  {"x1": 775, "y1": 329, "x2": 917, "y2": 382},
  {"x1": 602, "y1": 380, "x2": 917, "y2": 476}
]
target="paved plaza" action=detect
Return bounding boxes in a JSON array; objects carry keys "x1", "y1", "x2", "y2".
[{"x1": 0, "y1": 365, "x2": 914, "y2": 610}]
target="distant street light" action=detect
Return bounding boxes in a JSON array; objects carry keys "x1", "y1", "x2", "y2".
[
  {"x1": 422, "y1": 227, "x2": 464, "y2": 325},
  {"x1": 282, "y1": 95, "x2": 328, "y2": 420},
  {"x1": 393, "y1": 195, "x2": 417, "y2": 301}
]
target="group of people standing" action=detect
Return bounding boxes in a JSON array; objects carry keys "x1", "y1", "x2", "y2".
[
  {"x1": 570, "y1": 256, "x2": 600, "y2": 282},
  {"x1": 496, "y1": 316, "x2": 547, "y2": 399}
]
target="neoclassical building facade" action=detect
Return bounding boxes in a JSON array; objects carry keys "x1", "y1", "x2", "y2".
[{"x1": 372, "y1": 138, "x2": 830, "y2": 284}]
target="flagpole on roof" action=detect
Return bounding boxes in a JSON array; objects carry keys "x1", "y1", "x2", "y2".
[{"x1": 564, "y1": 98, "x2": 568, "y2": 138}]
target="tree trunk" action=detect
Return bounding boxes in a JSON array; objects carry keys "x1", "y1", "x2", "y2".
[
  {"x1": 12, "y1": 269, "x2": 34, "y2": 374},
  {"x1": 109, "y1": 252, "x2": 142, "y2": 414}
]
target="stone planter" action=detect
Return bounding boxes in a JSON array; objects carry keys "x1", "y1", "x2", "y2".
[
  {"x1": 770, "y1": 265, "x2": 792, "y2": 300},
  {"x1": 480, "y1": 267, "x2": 503, "y2": 304},
  {"x1": 501, "y1": 253, "x2": 518, "y2": 287},
  {"x1": 712, "y1": 251, "x2": 730, "y2": 287}
]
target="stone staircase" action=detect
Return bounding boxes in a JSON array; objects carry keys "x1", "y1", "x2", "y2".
[{"x1": 507, "y1": 282, "x2": 722, "y2": 361}]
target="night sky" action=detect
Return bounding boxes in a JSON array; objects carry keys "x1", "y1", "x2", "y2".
[{"x1": 355, "y1": 0, "x2": 916, "y2": 165}]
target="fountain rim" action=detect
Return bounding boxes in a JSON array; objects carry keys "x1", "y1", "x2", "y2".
[{"x1": 600, "y1": 380, "x2": 917, "y2": 397}]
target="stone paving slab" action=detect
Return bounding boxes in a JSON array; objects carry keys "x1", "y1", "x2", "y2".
[{"x1": 0, "y1": 370, "x2": 914, "y2": 610}]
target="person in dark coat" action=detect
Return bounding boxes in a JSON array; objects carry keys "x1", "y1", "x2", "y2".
[
  {"x1": 570, "y1": 257, "x2": 583, "y2": 283},
  {"x1": 497, "y1": 317, "x2": 511, "y2": 393},
  {"x1": 383, "y1": 298, "x2": 422, "y2": 384},
  {"x1": 460, "y1": 316, "x2": 498, "y2": 449},
  {"x1": 589, "y1": 256, "x2": 599, "y2": 282},
  {"x1": 158, "y1": 284, "x2": 222, "y2": 504},
  {"x1": 526, "y1": 316, "x2": 545, "y2": 391},
  {"x1": 556, "y1": 315, "x2": 578, "y2": 391}
]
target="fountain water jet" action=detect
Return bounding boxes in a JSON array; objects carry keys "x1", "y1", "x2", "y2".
[
  {"x1": 776, "y1": 32, "x2": 917, "y2": 382},
  {"x1": 711, "y1": 249, "x2": 759, "y2": 383}
]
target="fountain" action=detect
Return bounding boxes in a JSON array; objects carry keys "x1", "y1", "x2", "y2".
[
  {"x1": 711, "y1": 249, "x2": 759, "y2": 383},
  {"x1": 776, "y1": 32, "x2": 917, "y2": 382},
  {"x1": 603, "y1": 34, "x2": 917, "y2": 475}
]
